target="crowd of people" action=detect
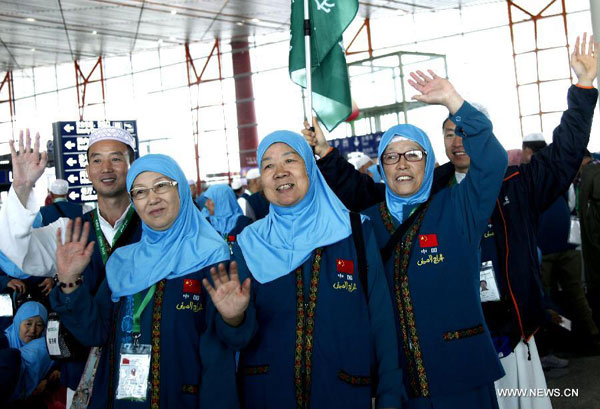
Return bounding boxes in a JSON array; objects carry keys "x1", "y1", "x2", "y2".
[{"x1": 0, "y1": 32, "x2": 598, "y2": 409}]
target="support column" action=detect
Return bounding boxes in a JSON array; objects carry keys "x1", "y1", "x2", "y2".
[{"x1": 231, "y1": 40, "x2": 259, "y2": 171}]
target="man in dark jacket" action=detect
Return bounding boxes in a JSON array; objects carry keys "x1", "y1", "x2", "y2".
[
  {"x1": 302, "y1": 32, "x2": 598, "y2": 406},
  {"x1": 34, "y1": 179, "x2": 84, "y2": 227}
]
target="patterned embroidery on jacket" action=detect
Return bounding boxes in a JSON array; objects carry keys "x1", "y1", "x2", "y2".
[
  {"x1": 294, "y1": 248, "x2": 323, "y2": 409},
  {"x1": 150, "y1": 279, "x2": 166, "y2": 409},
  {"x1": 380, "y1": 202, "x2": 431, "y2": 398},
  {"x1": 338, "y1": 370, "x2": 371, "y2": 386},
  {"x1": 241, "y1": 365, "x2": 270, "y2": 376},
  {"x1": 443, "y1": 324, "x2": 485, "y2": 341}
]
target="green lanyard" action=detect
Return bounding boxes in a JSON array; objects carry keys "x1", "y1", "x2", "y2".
[
  {"x1": 132, "y1": 285, "x2": 156, "y2": 335},
  {"x1": 92, "y1": 206, "x2": 135, "y2": 265}
]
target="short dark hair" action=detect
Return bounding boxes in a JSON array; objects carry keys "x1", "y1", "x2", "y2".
[
  {"x1": 86, "y1": 145, "x2": 136, "y2": 164},
  {"x1": 522, "y1": 141, "x2": 547, "y2": 154}
]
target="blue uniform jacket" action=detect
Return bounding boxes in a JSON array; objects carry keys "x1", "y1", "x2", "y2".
[
  {"x1": 233, "y1": 219, "x2": 405, "y2": 409},
  {"x1": 39, "y1": 201, "x2": 84, "y2": 226},
  {"x1": 316, "y1": 86, "x2": 597, "y2": 353},
  {"x1": 58, "y1": 210, "x2": 143, "y2": 390},
  {"x1": 50, "y1": 265, "x2": 257, "y2": 409}
]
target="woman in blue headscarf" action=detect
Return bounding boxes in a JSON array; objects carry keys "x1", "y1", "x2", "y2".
[
  {"x1": 203, "y1": 184, "x2": 252, "y2": 238},
  {"x1": 1, "y1": 301, "x2": 53, "y2": 402},
  {"x1": 303, "y1": 71, "x2": 509, "y2": 408},
  {"x1": 50, "y1": 154, "x2": 256, "y2": 409},
  {"x1": 207, "y1": 130, "x2": 404, "y2": 408}
]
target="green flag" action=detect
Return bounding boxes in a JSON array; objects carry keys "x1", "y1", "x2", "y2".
[{"x1": 289, "y1": 0, "x2": 358, "y2": 131}]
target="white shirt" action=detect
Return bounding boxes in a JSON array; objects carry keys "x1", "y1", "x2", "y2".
[
  {"x1": 455, "y1": 171, "x2": 467, "y2": 185},
  {"x1": 0, "y1": 186, "x2": 131, "y2": 277},
  {"x1": 237, "y1": 190, "x2": 256, "y2": 221}
]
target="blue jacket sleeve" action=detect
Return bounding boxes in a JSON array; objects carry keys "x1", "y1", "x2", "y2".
[
  {"x1": 450, "y1": 102, "x2": 508, "y2": 244},
  {"x1": 213, "y1": 255, "x2": 258, "y2": 351},
  {"x1": 522, "y1": 85, "x2": 599, "y2": 214},
  {"x1": 48, "y1": 279, "x2": 113, "y2": 347},
  {"x1": 316, "y1": 148, "x2": 386, "y2": 212},
  {"x1": 363, "y1": 220, "x2": 406, "y2": 408}
]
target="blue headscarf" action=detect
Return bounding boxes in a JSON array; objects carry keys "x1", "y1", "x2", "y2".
[
  {"x1": 11, "y1": 337, "x2": 53, "y2": 400},
  {"x1": 378, "y1": 124, "x2": 436, "y2": 222},
  {"x1": 106, "y1": 154, "x2": 230, "y2": 301},
  {"x1": 367, "y1": 163, "x2": 382, "y2": 183},
  {"x1": 237, "y1": 131, "x2": 352, "y2": 283},
  {"x1": 203, "y1": 184, "x2": 244, "y2": 236},
  {"x1": 4, "y1": 301, "x2": 48, "y2": 349}
]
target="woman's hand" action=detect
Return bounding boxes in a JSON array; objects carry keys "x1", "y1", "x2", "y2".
[
  {"x1": 203, "y1": 261, "x2": 251, "y2": 327},
  {"x1": 407, "y1": 70, "x2": 464, "y2": 115}
]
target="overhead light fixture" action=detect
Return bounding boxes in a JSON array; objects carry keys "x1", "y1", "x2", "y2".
[
  {"x1": 31, "y1": 48, "x2": 35, "y2": 52},
  {"x1": 171, "y1": 10, "x2": 177, "y2": 15},
  {"x1": 237, "y1": 22, "x2": 244, "y2": 26},
  {"x1": 26, "y1": 18, "x2": 36, "y2": 22},
  {"x1": 92, "y1": 30, "x2": 97, "y2": 35},
  {"x1": 251, "y1": 18, "x2": 260, "y2": 23}
]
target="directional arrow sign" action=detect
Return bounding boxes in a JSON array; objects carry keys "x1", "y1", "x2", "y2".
[
  {"x1": 64, "y1": 124, "x2": 75, "y2": 133},
  {"x1": 64, "y1": 140, "x2": 76, "y2": 150},
  {"x1": 69, "y1": 191, "x2": 80, "y2": 200},
  {"x1": 67, "y1": 174, "x2": 78, "y2": 184},
  {"x1": 66, "y1": 157, "x2": 78, "y2": 167}
]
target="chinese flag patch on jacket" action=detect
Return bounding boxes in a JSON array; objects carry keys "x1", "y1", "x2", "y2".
[
  {"x1": 183, "y1": 279, "x2": 202, "y2": 294},
  {"x1": 336, "y1": 259, "x2": 354, "y2": 274},
  {"x1": 419, "y1": 234, "x2": 438, "y2": 248}
]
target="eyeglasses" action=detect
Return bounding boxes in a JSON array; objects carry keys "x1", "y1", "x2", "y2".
[
  {"x1": 381, "y1": 150, "x2": 426, "y2": 165},
  {"x1": 130, "y1": 180, "x2": 178, "y2": 201}
]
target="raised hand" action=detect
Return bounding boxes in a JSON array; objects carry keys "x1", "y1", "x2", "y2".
[
  {"x1": 202, "y1": 261, "x2": 250, "y2": 327},
  {"x1": 408, "y1": 70, "x2": 464, "y2": 115},
  {"x1": 301, "y1": 117, "x2": 330, "y2": 158},
  {"x1": 571, "y1": 32, "x2": 598, "y2": 87},
  {"x1": 55, "y1": 218, "x2": 95, "y2": 294},
  {"x1": 9, "y1": 129, "x2": 48, "y2": 205}
]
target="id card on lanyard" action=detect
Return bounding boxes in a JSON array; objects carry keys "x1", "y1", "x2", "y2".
[
  {"x1": 480, "y1": 261, "x2": 501, "y2": 302},
  {"x1": 116, "y1": 284, "x2": 156, "y2": 401}
]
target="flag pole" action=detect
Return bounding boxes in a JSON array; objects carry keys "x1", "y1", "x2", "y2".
[{"x1": 303, "y1": 0, "x2": 313, "y2": 125}]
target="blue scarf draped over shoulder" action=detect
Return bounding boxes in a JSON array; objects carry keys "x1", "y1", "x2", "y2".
[
  {"x1": 204, "y1": 184, "x2": 244, "y2": 236},
  {"x1": 378, "y1": 124, "x2": 436, "y2": 222},
  {"x1": 4, "y1": 302, "x2": 53, "y2": 400},
  {"x1": 237, "y1": 131, "x2": 352, "y2": 284},
  {"x1": 106, "y1": 154, "x2": 230, "y2": 301}
]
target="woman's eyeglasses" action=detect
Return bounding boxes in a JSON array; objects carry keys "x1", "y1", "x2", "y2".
[
  {"x1": 381, "y1": 150, "x2": 426, "y2": 165},
  {"x1": 130, "y1": 180, "x2": 178, "y2": 201}
]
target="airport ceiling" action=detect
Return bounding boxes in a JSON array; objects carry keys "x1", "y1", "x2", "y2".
[{"x1": 0, "y1": 0, "x2": 500, "y2": 72}]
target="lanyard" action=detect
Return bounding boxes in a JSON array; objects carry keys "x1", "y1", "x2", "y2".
[
  {"x1": 132, "y1": 284, "x2": 156, "y2": 335},
  {"x1": 92, "y1": 206, "x2": 135, "y2": 265}
]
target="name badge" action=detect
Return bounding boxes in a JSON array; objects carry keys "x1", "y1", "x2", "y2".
[
  {"x1": 568, "y1": 216, "x2": 581, "y2": 245},
  {"x1": 46, "y1": 320, "x2": 61, "y2": 356},
  {"x1": 479, "y1": 261, "x2": 500, "y2": 302},
  {"x1": 116, "y1": 343, "x2": 152, "y2": 401}
]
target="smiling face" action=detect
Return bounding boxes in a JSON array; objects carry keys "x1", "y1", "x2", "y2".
[
  {"x1": 19, "y1": 316, "x2": 45, "y2": 344},
  {"x1": 260, "y1": 143, "x2": 310, "y2": 207},
  {"x1": 381, "y1": 140, "x2": 426, "y2": 197},
  {"x1": 443, "y1": 119, "x2": 470, "y2": 173},
  {"x1": 86, "y1": 140, "x2": 132, "y2": 198},
  {"x1": 131, "y1": 171, "x2": 180, "y2": 231}
]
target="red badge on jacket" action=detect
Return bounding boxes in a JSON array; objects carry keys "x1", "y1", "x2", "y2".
[
  {"x1": 183, "y1": 279, "x2": 202, "y2": 294},
  {"x1": 419, "y1": 234, "x2": 438, "y2": 248},
  {"x1": 336, "y1": 259, "x2": 354, "y2": 274}
]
